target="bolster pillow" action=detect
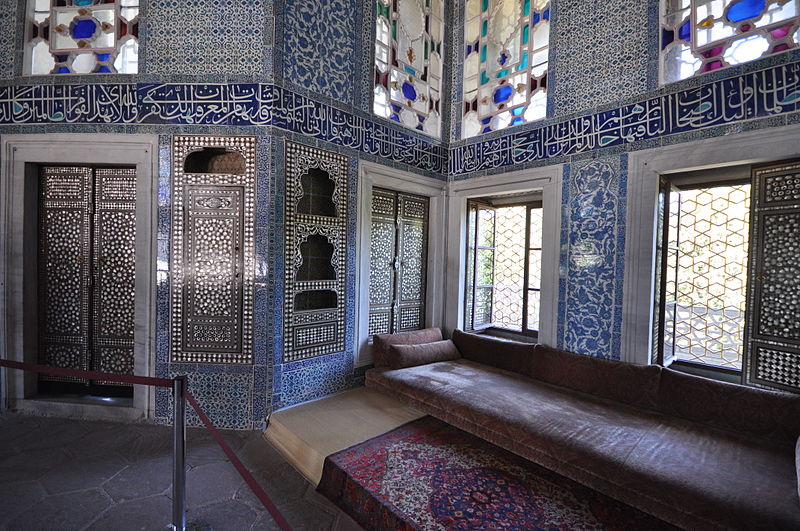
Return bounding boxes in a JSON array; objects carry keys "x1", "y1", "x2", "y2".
[
  {"x1": 372, "y1": 328, "x2": 443, "y2": 368},
  {"x1": 387, "y1": 339, "x2": 461, "y2": 369},
  {"x1": 451, "y1": 329, "x2": 535, "y2": 377}
]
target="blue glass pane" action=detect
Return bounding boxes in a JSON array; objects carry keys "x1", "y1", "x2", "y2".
[
  {"x1": 98, "y1": 65, "x2": 112, "y2": 73},
  {"x1": 391, "y1": 104, "x2": 402, "y2": 112},
  {"x1": 71, "y1": 18, "x2": 97, "y2": 40},
  {"x1": 493, "y1": 85, "x2": 513, "y2": 103},
  {"x1": 512, "y1": 117, "x2": 523, "y2": 125},
  {"x1": 482, "y1": 127, "x2": 492, "y2": 133},
  {"x1": 96, "y1": 53, "x2": 111, "y2": 62},
  {"x1": 534, "y1": 12, "x2": 540, "y2": 24},
  {"x1": 75, "y1": 0, "x2": 94, "y2": 5},
  {"x1": 481, "y1": 117, "x2": 491, "y2": 124},
  {"x1": 404, "y1": 66, "x2": 416, "y2": 75},
  {"x1": 726, "y1": 0, "x2": 766, "y2": 23},
  {"x1": 678, "y1": 18, "x2": 691, "y2": 41},
  {"x1": 466, "y1": 44, "x2": 473, "y2": 55},
  {"x1": 543, "y1": 8, "x2": 550, "y2": 20},
  {"x1": 55, "y1": 55, "x2": 68, "y2": 62},
  {"x1": 498, "y1": 52, "x2": 509, "y2": 65},
  {"x1": 390, "y1": 114, "x2": 400, "y2": 122},
  {"x1": 512, "y1": 107, "x2": 525, "y2": 116},
  {"x1": 519, "y1": 52, "x2": 529, "y2": 70},
  {"x1": 662, "y1": 28, "x2": 675, "y2": 49},
  {"x1": 401, "y1": 81, "x2": 417, "y2": 100},
  {"x1": 57, "y1": 66, "x2": 70, "y2": 74},
  {"x1": 418, "y1": 115, "x2": 425, "y2": 122}
]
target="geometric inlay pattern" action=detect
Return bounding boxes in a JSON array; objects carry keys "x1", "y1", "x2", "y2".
[
  {"x1": 171, "y1": 135, "x2": 256, "y2": 364},
  {"x1": 754, "y1": 345, "x2": 800, "y2": 390},
  {"x1": 745, "y1": 159, "x2": 800, "y2": 393},
  {"x1": 284, "y1": 142, "x2": 348, "y2": 362},
  {"x1": 368, "y1": 188, "x2": 429, "y2": 336}
]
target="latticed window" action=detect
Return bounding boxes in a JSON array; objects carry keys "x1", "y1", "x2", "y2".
[
  {"x1": 373, "y1": 0, "x2": 444, "y2": 138},
  {"x1": 660, "y1": 0, "x2": 799, "y2": 84},
  {"x1": 24, "y1": 0, "x2": 140, "y2": 75},
  {"x1": 464, "y1": 201, "x2": 542, "y2": 336},
  {"x1": 368, "y1": 189, "x2": 429, "y2": 336},
  {"x1": 462, "y1": 0, "x2": 550, "y2": 138}
]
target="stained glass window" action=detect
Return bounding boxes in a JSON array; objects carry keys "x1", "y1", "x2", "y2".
[
  {"x1": 25, "y1": 0, "x2": 140, "y2": 75},
  {"x1": 661, "y1": 0, "x2": 799, "y2": 83},
  {"x1": 461, "y1": 0, "x2": 550, "y2": 139},
  {"x1": 373, "y1": 0, "x2": 444, "y2": 138}
]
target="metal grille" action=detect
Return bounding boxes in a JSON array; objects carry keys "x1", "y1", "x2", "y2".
[
  {"x1": 171, "y1": 135, "x2": 256, "y2": 364},
  {"x1": 492, "y1": 206, "x2": 526, "y2": 331},
  {"x1": 368, "y1": 189, "x2": 429, "y2": 336},
  {"x1": 668, "y1": 183, "x2": 751, "y2": 370},
  {"x1": 284, "y1": 142, "x2": 348, "y2": 362}
]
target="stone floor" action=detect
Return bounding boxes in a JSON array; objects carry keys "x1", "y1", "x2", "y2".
[{"x1": 0, "y1": 412, "x2": 362, "y2": 531}]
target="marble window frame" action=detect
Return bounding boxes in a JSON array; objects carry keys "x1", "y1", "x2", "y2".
[
  {"x1": 623, "y1": 123, "x2": 800, "y2": 366},
  {"x1": 356, "y1": 161, "x2": 447, "y2": 367},
  {"x1": 444, "y1": 164, "x2": 562, "y2": 346}
]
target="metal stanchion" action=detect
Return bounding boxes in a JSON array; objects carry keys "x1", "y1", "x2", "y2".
[{"x1": 172, "y1": 375, "x2": 187, "y2": 531}]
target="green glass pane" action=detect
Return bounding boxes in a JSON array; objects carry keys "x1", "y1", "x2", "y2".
[
  {"x1": 476, "y1": 249, "x2": 495, "y2": 285},
  {"x1": 523, "y1": 0, "x2": 530, "y2": 16},
  {"x1": 392, "y1": 20, "x2": 397, "y2": 40},
  {"x1": 424, "y1": 41, "x2": 429, "y2": 59},
  {"x1": 481, "y1": 70, "x2": 490, "y2": 85},
  {"x1": 522, "y1": 25, "x2": 529, "y2": 44},
  {"x1": 497, "y1": 69, "x2": 509, "y2": 78},
  {"x1": 481, "y1": 0, "x2": 489, "y2": 12},
  {"x1": 481, "y1": 19, "x2": 487, "y2": 37},
  {"x1": 519, "y1": 52, "x2": 529, "y2": 70},
  {"x1": 480, "y1": 44, "x2": 487, "y2": 62}
]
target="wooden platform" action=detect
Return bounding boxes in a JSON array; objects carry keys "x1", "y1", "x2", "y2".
[{"x1": 265, "y1": 387, "x2": 424, "y2": 485}]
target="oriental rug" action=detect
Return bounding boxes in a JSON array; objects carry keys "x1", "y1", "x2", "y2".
[{"x1": 317, "y1": 416, "x2": 675, "y2": 530}]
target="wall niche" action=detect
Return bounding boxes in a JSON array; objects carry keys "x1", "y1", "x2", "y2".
[
  {"x1": 284, "y1": 142, "x2": 348, "y2": 362},
  {"x1": 172, "y1": 136, "x2": 256, "y2": 364}
]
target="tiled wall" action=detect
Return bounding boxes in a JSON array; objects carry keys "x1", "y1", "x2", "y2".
[
  {"x1": 557, "y1": 156, "x2": 628, "y2": 359},
  {"x1": 1, "y1": 0, "x2": 799, "y2": 428}
]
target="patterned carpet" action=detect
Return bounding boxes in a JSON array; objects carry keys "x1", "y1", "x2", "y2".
[{"x1": 317, "y1": 416, "x2": 676, "y2": 530}]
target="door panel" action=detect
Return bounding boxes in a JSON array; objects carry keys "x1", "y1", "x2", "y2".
[
  {"x1": 744, "y1": 160, "x2": 800, "y2": 392},
  {"x1": 395, "y1": 194, "x2": 428, "y2": 332},
  {"x1": 92, "y1": 168, "x2": 137, "y2": 385},
  {"x1": 38, "y1": 166, "x2": 93, "y2": 383},
  {"x1": 368, "y1": 189, "x2": 397, "y2": 336},
  {"x1": 38, "y1": 166, "x2": 137, "y2": 389}
]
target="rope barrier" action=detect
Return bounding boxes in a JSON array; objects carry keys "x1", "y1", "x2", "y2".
[{"x1": 0, "y1": 358, "x2": 293, "y2": 531}]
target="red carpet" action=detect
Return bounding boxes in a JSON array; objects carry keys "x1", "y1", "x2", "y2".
[{"x1": 317, "y1": 416, "x2": 677, "y2": 530}]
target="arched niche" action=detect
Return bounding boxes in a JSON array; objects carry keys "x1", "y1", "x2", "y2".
[
  {"x1": 184, "y1": 147, "x2": 246, "y2": 175},
  {"x1": 294, "y1": 290, "x2": 337, "y2": 312},
  {"x1": 297, "y1": 234, "x2": 335, "y2": 281},
  {"x1": 297, "y1": 167, "x2": 337, "y2": 217}
]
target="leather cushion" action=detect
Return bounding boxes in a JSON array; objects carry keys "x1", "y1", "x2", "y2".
[
  {"x1": 531, "y1": 345, "x2": 662, "y2": 410},
  {"x1": 372, "y1": 328, "x2": 443, "y2": 368},
  {"x1": 387, "y1": 339, "x2": 461, "y2": 369},
  {"x1": 451, "y1": 329, "x2": 535, "y2": 376},
  {"x1": 658, "y1": 367, "x2": 800, "y2": 445}
]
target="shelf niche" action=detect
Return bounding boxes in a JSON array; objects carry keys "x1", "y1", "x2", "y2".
[{"x1": 184, "y1": 147, "x2": 246, "y2": 175}]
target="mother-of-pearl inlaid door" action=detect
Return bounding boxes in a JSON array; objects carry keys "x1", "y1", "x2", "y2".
[{"x1": 38, "y1": 166, "x2": 137, "y2": 387}]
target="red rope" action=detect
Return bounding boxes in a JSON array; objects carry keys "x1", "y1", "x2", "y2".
[
  {"x1": 0, "y1": 359, "x2": 173, "y2": 388},
  {"x1": 184, "y1": 390, "x2": 293, "y2": 531},
  {"x1": 1, "y1": 358, "x2": 293, "y2": 530}
]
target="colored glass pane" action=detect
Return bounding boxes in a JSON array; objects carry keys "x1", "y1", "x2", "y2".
[
  {"x1": 462, "y1": 0, "x2": 550, "y2": 138},
  {"x1": 661, "y1": 0, "x2": 800, "y2": 84},
  {"x1": 372, "y1": 0, "x2": 444, "y2": 138},
  {"x1": 25, "y1": 0, "x2": 139, "y2": 75}
]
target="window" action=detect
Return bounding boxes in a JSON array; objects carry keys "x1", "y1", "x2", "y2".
[
  {"x1": 464, "y1": 200, "x2": 542, "y2": 337},
  {"x1": 660, "y1": 0, "x2": 799, "y2": 84},
  {"x1": 462, "y1": 0, "x2": 550, "y2": 138},
  {"x1": 373, "y1": 0, "x2": 444, "y2": 138},
  {"x1": 25, "y1": 0, "x2": 140, "y2": 75},
  {"x1": 657, "y1": 178, "x2": 751, "y2": 372}
]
